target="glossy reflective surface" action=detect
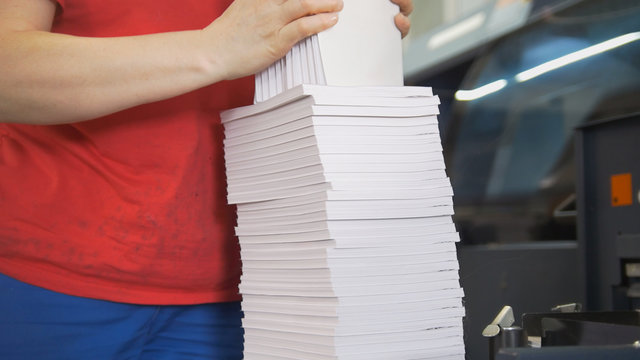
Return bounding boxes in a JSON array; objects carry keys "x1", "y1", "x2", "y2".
[{"x1": 445, "y1": 0, "x2": 640, "y2": 244}]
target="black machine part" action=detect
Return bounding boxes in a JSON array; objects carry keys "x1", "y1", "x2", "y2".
[
  {"x1": 486, "y1": 306, "x2": 640, "y2": 360},
  {"x1": 522, "y1": 310, "x2": 640, "y2": 337},
  {"x1": 496, "y1": 344, "x2": 640, "y2": 360}
]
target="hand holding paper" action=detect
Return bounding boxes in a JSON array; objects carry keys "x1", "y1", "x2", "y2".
[
  {"x1": 208, "y1": 0, "x2": 344, "y2": 80},
  {"x1": 254, "y1": 0, "x2": 407, "y2": 102}
]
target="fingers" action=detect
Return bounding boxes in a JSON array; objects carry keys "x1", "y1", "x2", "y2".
[
  {"x1": 395, "y1": 13, "x2": 410, "y2": 38},
  {"x1": 390, "y1": 0, "x2": 412, "y2": 38},
  {"x1": 278, "y1": 0, "x2": 343, "y2": 51},
  {"x1": 281, "y1": 0, "x2": 344, "y2": 23},
  {"x1": 279, "y1": 11, "x2": 339, "y2": 47},
  {"x1": 390, "y1": 0, "x2": 413, "y2": 17}
]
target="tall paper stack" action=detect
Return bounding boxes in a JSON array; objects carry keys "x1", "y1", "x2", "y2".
[
  {"x1": 221, "y1": 85, "x2": 466, "y2": 359},
  {"x1": 223, "y1": 0, "x2": 466, "y2": 358}
]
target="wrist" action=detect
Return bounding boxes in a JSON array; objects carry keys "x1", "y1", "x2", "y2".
[{"x1": 190, "y1": 27, "x2": 232, "y2": 83}]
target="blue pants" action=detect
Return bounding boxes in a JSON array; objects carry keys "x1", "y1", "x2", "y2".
[{"x1": 0, "y1": 273, "x2": 243, "y2": 360}]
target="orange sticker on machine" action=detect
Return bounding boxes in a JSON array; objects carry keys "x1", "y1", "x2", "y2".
[{"x1": 611, "y1": 173, "x2": 633, "y2": 207}]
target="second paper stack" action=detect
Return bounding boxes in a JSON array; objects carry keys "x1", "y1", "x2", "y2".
[{"x1": 254, "y1": 0, "x2": 404, "y2": 102}]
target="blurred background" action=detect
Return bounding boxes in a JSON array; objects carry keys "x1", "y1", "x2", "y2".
[{"x1": 402, "y1": 0, "x2": 640, "y2": 358}]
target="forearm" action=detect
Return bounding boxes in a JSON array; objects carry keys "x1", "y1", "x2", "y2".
[
  {"x1": 0, "y1": 0, "x2": 393, "y2": 125},
  {"x1": 0, "y1": 29, "x2": 224, "y2": 125}
]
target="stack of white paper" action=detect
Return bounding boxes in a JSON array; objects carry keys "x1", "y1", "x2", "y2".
[
  {"x1": 254, "y1": 0, "x2": 404, "y2": 102},
  {"x1": 222, "y1": 84, "x2": 466, "y2": 360}
]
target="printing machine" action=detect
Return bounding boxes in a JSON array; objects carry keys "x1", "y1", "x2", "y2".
[
  {"x1": 483, "y1": 305, "x2": 640, "y2": 359},
  {"x1": 402, "y1": 1, "x2": 640, "y2": 357},
  {"x1": 481, "y1": 114, "x2": 640, "y2": 359}
]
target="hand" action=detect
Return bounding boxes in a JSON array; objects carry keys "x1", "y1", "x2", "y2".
[
  {"x1": 391, "y1": 0, "x2": 413, "y2": 38},
  {"x1": 205, "y1": 0, "x2": 344, "y2": 80}
]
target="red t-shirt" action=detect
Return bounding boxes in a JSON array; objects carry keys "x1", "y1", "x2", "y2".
[{"x1": 0, "y1": 0, "x2": 254, "y2": 304}]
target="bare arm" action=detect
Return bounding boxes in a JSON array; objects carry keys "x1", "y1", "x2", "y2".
[{"x1": 0, "y1": 0, "x2": 343, "y2": 125}]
